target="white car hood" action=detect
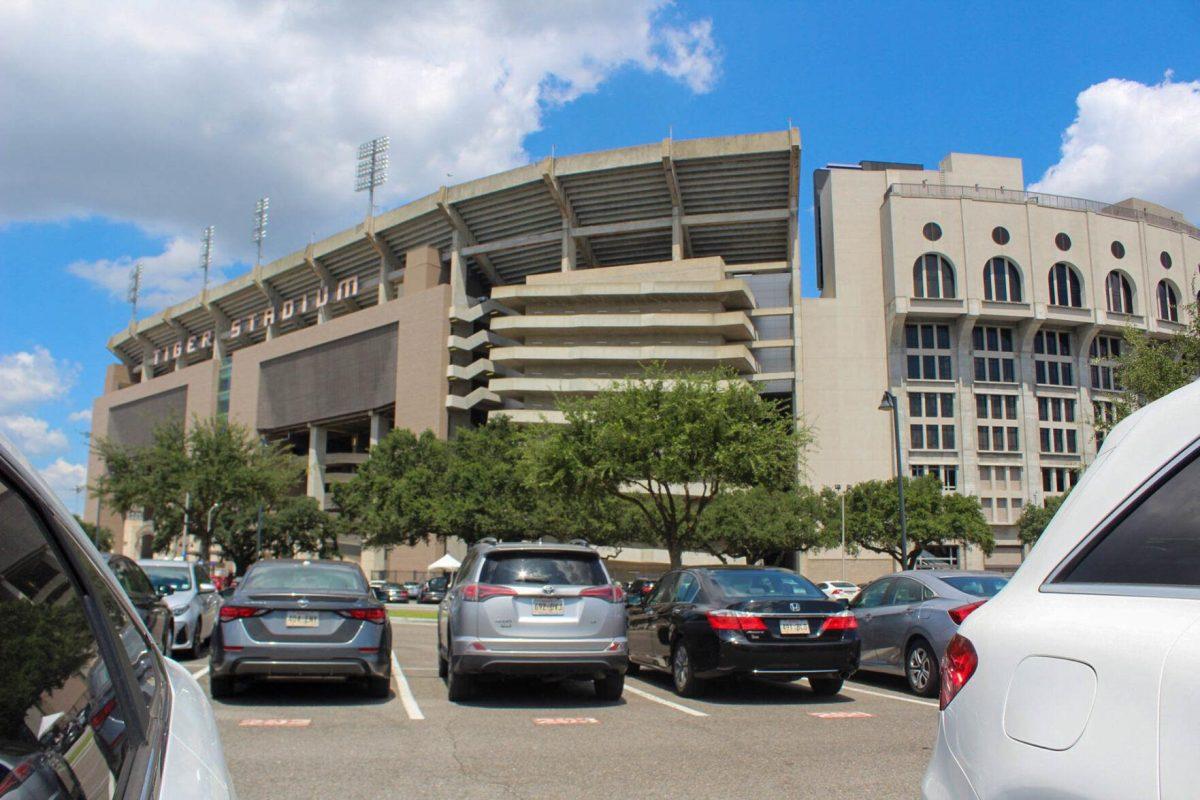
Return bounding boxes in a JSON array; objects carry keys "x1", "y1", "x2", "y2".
[{"x1": 161, "y1": 658, "x2": 236, "y2": 799}]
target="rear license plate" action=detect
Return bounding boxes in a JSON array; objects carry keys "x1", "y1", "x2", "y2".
[
  {"x1": 779, "y1": 619, "x2": 810, "y2": 636},
  {"x1": 285, "y1": 612, "x2": 319, "y2": 628},
  {"x1": 531, "y1": 599, "x2": 564, "y2": 616}
]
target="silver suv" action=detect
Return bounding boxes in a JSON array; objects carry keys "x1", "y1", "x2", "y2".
[{"x1": 437, "y1": 541, "x2": 628, "y2": 701}]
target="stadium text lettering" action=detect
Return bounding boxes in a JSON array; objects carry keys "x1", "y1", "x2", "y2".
[
  {"x1": 152, "y1": 331, "x2": 214, "y2": 365},
  {"x1": 229, "y1": 276, "x2": 360, "y2": 339}
]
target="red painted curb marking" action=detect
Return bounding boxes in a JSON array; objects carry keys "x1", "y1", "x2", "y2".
[
  {"x1": 533, "y1": 717, "x2": 600, "y2": 725},
  {"x1": 239, "y1": 718, "x2": 311, "y2": 728},
  {"x1": 809, "y1": 711, "x2": 874, "y2": 719}
]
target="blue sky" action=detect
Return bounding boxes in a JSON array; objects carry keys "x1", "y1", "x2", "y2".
[{"x1": 1, "y1": 0, "x2": 1197, "y2": 511}]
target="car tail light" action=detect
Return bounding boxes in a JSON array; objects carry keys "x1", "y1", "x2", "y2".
[
  {"x1": 939, "y1": 634, "x2": 978, "y2": 710},
  {"x1": 0, "y1": 759, "x2": 34, "y2": 793},
  {"x1": 219, "y1": 605, "x2": 268, "y2": 622},
  {"x1": 947, "y1": 600, "x2": 986, "y2": 625},
  {"x1": 819, "y1": 611, "x2": 858, "y2": 633},
  {"x1": 338, "y1": 607, "x2": 387, "y2": 623},
  {"x1": 460, "y1": 583, "x2": 519, "y2": 602},
  {"x1": 706, "y1": 609, "x2": 768, "y2": 632},
  {"x1": 580, "y1": 584, "x2": 626, "y2": 603},
  {"x1": 89, "y1": 697, "x2": 117, "y2": 730}
]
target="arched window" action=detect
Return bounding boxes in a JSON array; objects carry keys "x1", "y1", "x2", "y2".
[
  {"x1": 1048, "y1": 262, "x2": 1083, "y2": 308},
  {"x1": 913, "y1": 253, "x2": 956, "y2": 299},
  {"x1": 983, "y1": 257, "x2": 1022, "y2": 302},
  {"x1": 1106, "y1": 271, "x2": 1135, "y2": 315},
  {"x1": 1157, "y1": 280, "x2": 1179, "y2": 322}
]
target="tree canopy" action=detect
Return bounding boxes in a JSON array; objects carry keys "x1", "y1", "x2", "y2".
[
  {"x1": 697, "y1": 486, "x2": 832, "y2": 565},
  {"x1": 74, "y1": 515, "x2": 113, "y2": 551},
  {"x1": 1106, "y1": 303, "x2": 1200, "y2": 432},
  {"x1": 1017, "y1": 493, "x2": 1068, "y2": 548}
]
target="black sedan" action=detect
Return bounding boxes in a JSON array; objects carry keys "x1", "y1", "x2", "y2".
[
  {"x1": 627, "y1": 566, "x2": 859, "y2": 697},
  {"x1": 418, "y1": 575, "x2": 448, "y2": 604}
]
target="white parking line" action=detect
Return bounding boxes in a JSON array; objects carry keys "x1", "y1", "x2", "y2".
[
  {"x1": 390, "y1": 652, "x2": 426, "y2": 721},
  {"x1": 843, "y1": 683, "x2": 939, "y2": 709},
  {"x1": 624, "y1": 683, "x2": 709, "y2": 717},
  {"x1": 191, "y1": 665, "x2": 209, "y2": 680}
]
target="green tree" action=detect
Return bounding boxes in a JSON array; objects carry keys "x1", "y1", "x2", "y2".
[
  {"x1": 697, "y1": 486, "x2": 832, "y2": 565},
  {"x1": 841, "y1": 474, "x2": 993, "y2": 569},
  {"x1": 92, "y1": 417, "x2": 303, "y2": 562},
  {"x1": 74, "y1": 515, "x2": 113, "y2": 551},
  {"x1": 219, "y1": 495, "x2": 340, "y2": 575},
  {"x1": 528, "y1": 367, "x2": 813, "y2": 568},
  {"x1": 1104, "y1": 305, "x2": 1200, "y2": 433},
  {"x1": 1017, "y1": 493, "x2": 1068, "y2": 549},
  {"x1": 0, "y1": 600, "x2": 95, "y2": 736}
]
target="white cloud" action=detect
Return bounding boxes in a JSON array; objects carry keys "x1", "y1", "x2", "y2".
[
  {"x1": 39, "y1": 458, "x2": 88, "y2": 513},
  {"x1": 1031, "y1": 76, "x2": 1200, "y2": 223},
  {"x1": 67, "y1": 237, "x2": 218, "y2": 312},
  {"x1": 0, "y1": 347, "x2": 79, "y2": 412},
  {"x1": 68, "y1": 408, "x2": 93, "y2": 425},
  {"x1": 0, "y1": 1, "x2": 721, "y2": 310},
  {"x1": 0, "y1": 415, "x2": 70, "y2": 456}
]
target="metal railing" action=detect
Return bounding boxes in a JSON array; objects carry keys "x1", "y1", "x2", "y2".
[{"x1": 887, "y1": 183, "x2": 1200, "y2": 240}]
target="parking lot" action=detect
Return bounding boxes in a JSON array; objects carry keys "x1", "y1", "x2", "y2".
[{"x1": 180, "y1": 616, "x2": 937, "y2": 800}]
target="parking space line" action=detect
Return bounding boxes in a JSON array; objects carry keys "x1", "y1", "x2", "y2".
[
  {"x1": 191, "y1": 665, "x2": 209, "y2": 680},
  {"x1": 390, "y1": 652, "x2": 426, "y2": 721},
  {"x1": 842, "y1": 683, "x2": 939, "y2": 709},
  {"x1": 624, "y1": 683, "x2": 709, "y2": 717}
]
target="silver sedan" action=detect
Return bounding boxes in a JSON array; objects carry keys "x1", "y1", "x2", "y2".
[{"x1": 139, "y1": 559, "x2": 220, "y2": 658}]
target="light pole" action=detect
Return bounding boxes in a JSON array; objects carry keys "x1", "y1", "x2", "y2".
[
  {"x1": 356, "y1": 136, "x2": 390, "y2": 216},
  {"x1": 206, "y1": 501, "x2": 221, "y2": 564},
  {"x1": 878, "y1": 391, "x2": 909, "y2": 571},
  {"x1": 834, "y1": 484, "x2": 846, "y2": 581}
]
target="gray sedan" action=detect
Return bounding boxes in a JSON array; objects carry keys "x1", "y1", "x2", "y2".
[{"x1": 849, "y1": 570, "x2": 1008, "y2": 696}]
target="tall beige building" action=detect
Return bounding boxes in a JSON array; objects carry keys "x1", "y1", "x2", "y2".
[{"x1": 84, "y1": 131, "x2": 1199, "y2": 582}]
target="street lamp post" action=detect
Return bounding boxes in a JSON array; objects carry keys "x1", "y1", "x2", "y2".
[
  {"x1": 205, "y1": 501, "x2": 221, "y2": 563},
  {"x1": 878, "y1": 391, "x2": 909, "y2": 571},
  {"x1": 834, "y1": 484, "x2": 846, "y2": 581}
]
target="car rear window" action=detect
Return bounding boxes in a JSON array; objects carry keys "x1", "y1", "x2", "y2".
[
  {"x1": 480, "y1": 552, "x2": 606, "y2": 586},
  {"x1": 243, "y1": 563, "x2": 366, "y2": 592},
  {"x1": 941, "y1": 576, "x2": 1009, "y2": 597},
  {"x1": 143, "y1": 565, "x2": 193, "y2": 592},
  {"x1": 1059, "y1": 452, "x2": 1200, "y2": 587},
  {"x1": 709, "y1": 569, "x2": 825, "y2": 599}
]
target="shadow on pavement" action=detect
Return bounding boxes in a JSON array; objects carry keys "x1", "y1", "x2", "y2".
[
  {"x1": 212, "y1": 678, "x2": 393, "y2": 708},
  {"x1": 847, "y1": 670, "x2": 921, "y2": 695},
  {"x1": 453, "y1": 676, "x2": 628, "y2": 710},
  {"x1": 631, "y1": 669, "x2": 856, "y2": 706}
]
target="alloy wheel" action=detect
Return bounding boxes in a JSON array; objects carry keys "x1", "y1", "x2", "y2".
[
  {"x1": 908, "y1": 646, "x2": 932, "y2": 691},
  {"x1": 673, "y1": 646, "x2": 689, "y2": 690}
]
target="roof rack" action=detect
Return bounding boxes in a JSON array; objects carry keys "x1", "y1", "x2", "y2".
[{"x1": 569, "y1": 538, "x2": 589, "y2": 547}]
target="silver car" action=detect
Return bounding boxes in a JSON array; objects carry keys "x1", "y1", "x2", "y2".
[
  {"x1": 437, "y1": 541, "x2": 628, "y2": 702},
  {"x1": 140, "y1": 558, "x2": 220, "y2": 658},
  {"x1": 850, "y1": 570, "x2": 1009, "y2": 696}
]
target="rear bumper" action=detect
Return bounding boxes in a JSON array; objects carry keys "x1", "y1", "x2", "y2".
[
  {"x1": 704, "y1": 636, "x2": 860, "y2": 679},
  {"x1": 223, "y1": 658, "x2": 386, "y2": 678},
  {"x1": 211, "y1": 629, "x2": 391, "y2": 680},
  {"x1": 922, "y1": 719, "x2": 981, "y2": 800},
  {"x1": 455, "y1": 652, "x2": 627, "y2": 678}
]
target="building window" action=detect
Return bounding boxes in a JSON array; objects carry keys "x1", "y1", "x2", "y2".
[
  {"x1": 977, "y1": 423, "x2": 1020, "y2": 453},
  {"x1": 1093, "y1": 400, "x2": 1117, "y2": 449},
  {"x1": 1048, "y1": 262, "x2": 1083, "y2": 308},
  {"x1": 975, "y1": 393, "x2": 1019, "y2": 421},
  {"x1": 972, "y1": 326, "x2": 1016, "y2": 383},
  {"x1": 1038, "y1": 397, "x2": 1079, "y2": 454},
  {"x1": 1161, "y1": 251, "x2": 1173, "y2": 269},
  {"x1": 905, "y1": 323, "x2": 954, "y2": 380},
  {"x1": 1157, "y1": 280, "x2": 1179, "y2": 322},
  {"x1": 912, "y1": 464, "x2": 959, "y2": 491},
  {"x1": 923, "y1": 222, "x2": 942, "y2": 242},
  {"x1": 908, "y1": 391, "x2": 954, "y2": 418},
  {"x1": 1105, "y1": 271, "x2": 1135, "y2": 314},
  {"x1": 1111, "y1": 240, "x2": 1125, "y2": 259},
  {"x1": 913, "y1": 254, "x2": 956, "y2": 299},
  {"x1": 992, "y1": 226, "x2": 1010, "y2": 245},
  {"x1": 1042, "y1": 466, "x2": 1079, "y2": 494},
  {"x1": 983, "y1": 257, "x2": 1023, "y2": 302},
  {"x1": 979, "y1": 476, "x2": 1024, "y2": 524},
  {"x1": 1034, "y1": 330, "x2": 1074, "y2": 386},
  {"x1": 1090, "y1": 335, "x2": 1122, "y2": 391},
  {"x1": 910, "y1": 423, "x2": 956, "y2": 451},
  {"x1": 216, "y1": 355, "x2": 232, "y2": 420},
  {"x1": 908, "y1": 390, "x2": 956, "y2": 451},
  {"x1": 1055, "y1": 232, "x2": 1072, "y2": 251}
]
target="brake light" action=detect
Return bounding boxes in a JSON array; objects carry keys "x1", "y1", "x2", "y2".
[
  {"x1": 706, "y1": 609, "x2": 768, "y2": 632},
  {"x1": 219, "y1": 605, "x2": 267, "y2": 622},
  {"x1": 819, "y1": 611, "x2": 858, "y2": 633},
  {"x1": 939, "y1": 634, "x2": 978, "y2": 710},
  {"x1": 89, "y1": 697, "x2": 117, "y2": 730},
  {"x1": 460, "y1": 583, "x2": 519, "y2": 602},
  {"x1": 580, "y1": 584, "x2": 626, "y2": 603},
  {"x1": 947, "y1": 600, "x2": 986, "y2": 625},
  {"x1": 0, "y1": 759, "x2": 34, "y2": 792},
  {"x1": 338, "y1": 607, "x2": 387, "y2": 623}
]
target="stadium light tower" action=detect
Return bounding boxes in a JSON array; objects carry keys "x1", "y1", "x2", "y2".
[
  {"x1": 355, "y1": 136, "x2": 389, "y2": 215},
  {"x1": 127, "y1": 262, "x2": 143, "y2": 323},
  {"x1": 200, "y1": 225, "x2": 215, "y2": 290},
  {"x1": 253, "y1": 197, "x2": 269, "y2": 267}
]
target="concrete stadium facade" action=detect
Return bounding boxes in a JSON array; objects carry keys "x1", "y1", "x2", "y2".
[{"x1": 86, "y1": 130, "x2": 1200, "y2": 582}]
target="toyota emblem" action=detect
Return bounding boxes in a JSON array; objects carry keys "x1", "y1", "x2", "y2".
[{"x1": 542, "y1": 586, "x2": 555, "y2": 595}]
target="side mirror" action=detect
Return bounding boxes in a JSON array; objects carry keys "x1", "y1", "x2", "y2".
[
  {"x1": 156, "y1": 585, "x2": 175, "y2": 597},
  {"x1": 199, "y1": 582, "x2": 216, "y2": 593}
]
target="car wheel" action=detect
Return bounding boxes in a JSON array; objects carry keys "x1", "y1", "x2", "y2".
[
  {"x1": 625, "y1": 660, "x2": 640, "y2": 677},
  {"x1": 447, "y1": 657, "x2": 474, "y2": 702},
  {"x1": 594, "y1": 672, "x2": 624, "y2": 701},
  {"x1": 438, "y1": 650, "x2": 449, "y2": 679},
  {"x1": 671, "y1": 642, "x2": 703, "y2": 697},
  {"x1": 906, "y1": 639, "x2": 940, "y2": 697},
  {"x1": 210, "y1": 675, "x2": 235, "y2": 700},
  {"x1": 366, "y1": 675, "x2": 392, "y2": 699},
  {"x1": 809, "y1": 676, "x2": 844, "y2": 696}
]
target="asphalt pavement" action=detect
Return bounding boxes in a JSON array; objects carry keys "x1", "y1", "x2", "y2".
[{"x1": 178, "y1": 618, "x2": 937, "y2": 800}]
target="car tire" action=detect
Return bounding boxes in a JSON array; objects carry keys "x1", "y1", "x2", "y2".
[
  {"x1": 210, "y1": 675, "x2": 235, "y2": 700},
  {"x1": 671, "y1": 642, "x2": 703, "y2": 697},
  {"x1": 809, "y1": 677, "x2": 844, "y2": 696},
  {"x1": 625, "y1": 660, "x2": 640, "y2": 676},
  {"x1": 366, "y1": 675, "x2": 392, "y2": 699},
  {"x1": 447, "y1": 657, "x2": 474, "y2": 702},
  {"x1": 905, "y1": 639, "x2": 940, "y2": 697},
  {"x1": 594, "y1": 672, "x2": 624, "y2": 701}
]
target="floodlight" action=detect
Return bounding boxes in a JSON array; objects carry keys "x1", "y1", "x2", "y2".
[
  {"x1": 355, "y1": 136, "x2": 390, "y2": 214},
  {"x1": 200, "y1": 225, "x2": 215, "y2": 290},
  {"x1": 253, "y1": 197, "x2": 269, "y2": 266}
]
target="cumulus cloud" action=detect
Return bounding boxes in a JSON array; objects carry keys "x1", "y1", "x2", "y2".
[
  {"x1": 0, "y1": 347, "x2": 79, "y2": 411},
  {"x1": 1031, "y1": 75, "x2": 1200, "y2": 223},
  {"x1": 0, "y1": 415, "x2": 70, "y2": 456},
  {"x1": 39, "y1": 458, "x2": 88, "y2": 513},
  {"x1": 0, "y1": 1, "x2": 721, "y2": 310},
  {"x1": 69, "y1": 409, "x2": 93, "y2": 425},
  {"x1": 67, "y1": 237, "x2": 218, "y2": 311}
]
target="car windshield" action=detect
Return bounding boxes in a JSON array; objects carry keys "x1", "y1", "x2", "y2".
[
  {"x1": 242, "y1": 563, "x2": 366, "y2": 593},
  {"x1": 480, "y1": 553, "x2": 606, "y2": 586},
  {"x1": 709, "y1": 569, "x2": 825, "y2": 599},
  {"x1": 940, "y1": 575, "x2": 1009, "y2": 597},
  {"x1": 143, "y1": 565, "x2": 193, "y2": 592},
  {"x1": 427, "y1": 576, "x2": 448, "y2": 590}
]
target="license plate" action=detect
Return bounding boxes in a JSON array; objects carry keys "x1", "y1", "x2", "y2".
[
  {"x1": 285, "y1": 612, "x2": 319, "y2": 628},
  {"x1": 779, "y1": 619, "x2": 810, "y2": 636},
  {"x1": 531, "y1": 599, "x2": 564, "y2": 616}
]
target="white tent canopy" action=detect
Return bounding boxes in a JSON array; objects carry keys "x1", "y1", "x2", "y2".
[{"x1": 427, "y1": 553, "x2": 461, "y2": 572}]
